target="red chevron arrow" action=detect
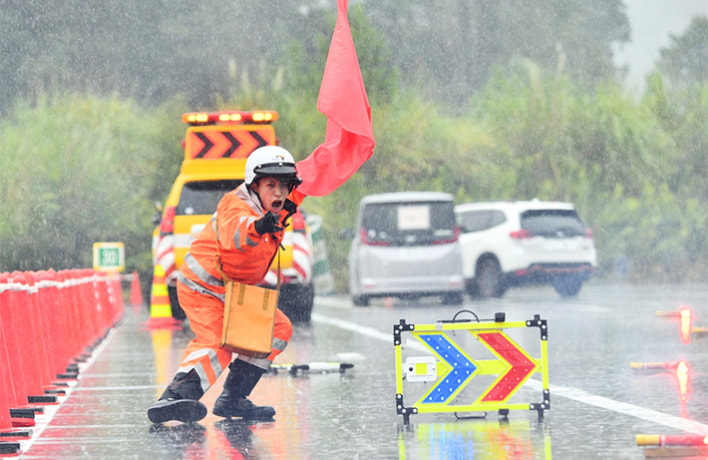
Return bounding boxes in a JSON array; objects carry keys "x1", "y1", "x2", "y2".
[
  {"x1": 231, "y1": 129, "x2": 263, "y2": 158},
  {"x1": 478, "y1": 332, "x2": 537, "y2": 402}
]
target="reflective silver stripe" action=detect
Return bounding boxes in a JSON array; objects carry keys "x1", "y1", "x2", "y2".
[
  {"x1": 176, "y1": 361, "x2": 210, "y2": 393},
  {"x1": 183, "y1": 253, "x2": 223, "y2": 287},
  {"x1": 272, "y1": 337, "x2": 288, "y2": 352},
  {"x1": 177, "y1": 273, "x2": 225, "y2": 302},
  {"x1": 232, "y1": 226, "x2": 243, "y2": 251},
  {"x1": 236, "y1": 337, "x2": 289, "y2": 370},
  {"x1": 238, "y1": 354, "x2": 272, "y2": 370},
  {"x1": 245, "y1": 217, "x2": 258, "y2": 248},
  {"x1": 232, "y1": 216, "x2": 258, "y2": 250},
  {"x1": 177, "y1": 348, "x2": 224, "y2": 392}
]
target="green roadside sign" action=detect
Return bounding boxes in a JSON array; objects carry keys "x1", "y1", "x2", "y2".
[{"x1": 93, "y1": 242, "x2": 125, "y2": 272}]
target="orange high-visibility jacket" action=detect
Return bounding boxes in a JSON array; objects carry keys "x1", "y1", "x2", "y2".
[{"x1": 179, "y1": 184, "x2": 305, "y2": 296}]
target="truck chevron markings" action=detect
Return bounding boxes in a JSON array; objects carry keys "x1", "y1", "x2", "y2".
[
  {"x1": 187, "y1": 128, "x2": 272, "y2": 159},
  {"x1": 476, "y1": 331, "x2": 538, "y2": 402}
]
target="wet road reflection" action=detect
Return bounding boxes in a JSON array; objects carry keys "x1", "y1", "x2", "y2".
[
  {"x1": 16, "y1": 283, "x2": 708, "y2": 459},
  {"x1": 398, "y1": 418, "x2": 551, "y2": 459}
]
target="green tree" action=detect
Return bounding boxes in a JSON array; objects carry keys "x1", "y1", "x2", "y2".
[
  {"x1": 0, "y1": 93, "x2": 182, "y2": 273},
  {"x1": 657, "y1": 15, "x2": 708, "y2": 89},
  {"x1": 0, "y1": 0, "x2": 629, "y2": 114},
  {"x1": 364, "y1": 0, "x2": 629, "y2": 105}
]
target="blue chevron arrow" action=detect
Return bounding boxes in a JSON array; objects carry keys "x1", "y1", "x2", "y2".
[{"x1": 417, "y1": 332, "x2": 477, "y2": 405}]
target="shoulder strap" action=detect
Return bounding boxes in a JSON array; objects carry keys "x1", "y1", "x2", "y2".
[{"x1": 213, "y1": 214, "x2": 282, "y2": 292}]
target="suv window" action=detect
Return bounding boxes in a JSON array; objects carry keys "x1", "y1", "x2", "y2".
[
  {"x1": 457, "y1": 210, "x2": 506, "y2": 233},
  {"x1": 362, "y1": 201, "x2": 456, "y2": 246},
  {"x1": 520, "y1": 209, "x2": 585, "y2": 237},
  {"x1": 177, "y1": 180, "x2": 243, "y2": 215}
]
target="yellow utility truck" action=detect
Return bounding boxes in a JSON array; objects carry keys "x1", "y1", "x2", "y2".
[{"x1": 152, "y1": 111, "x2": 315, "y2": 322}]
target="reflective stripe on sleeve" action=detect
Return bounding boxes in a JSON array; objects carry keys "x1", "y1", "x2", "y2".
[{"x1": 232, "y1": 216, "x2": 258, "y2": 251}]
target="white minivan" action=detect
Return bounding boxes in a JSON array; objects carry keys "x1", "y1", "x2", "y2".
[{"x1": 348, "y1": 192, "x2": 465, "y2": 306}]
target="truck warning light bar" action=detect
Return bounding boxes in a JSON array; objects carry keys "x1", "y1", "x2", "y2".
[{"x1": 182, "y1": 110, "x2": 278, "y2": 125}]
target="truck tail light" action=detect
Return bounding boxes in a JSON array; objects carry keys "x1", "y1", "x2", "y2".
[
  {"x1": 160, "y1": 206, "x2": 176, "y2": 234},
  {"x1": 585, "y1": 228, "x2": 594, "y2": 238},
  {"x1": 361, "y1": 228, "x2": 390, "y2": 246},
  {"x1": 510, "y1": 229, "x2": 533, "y2": 239}
]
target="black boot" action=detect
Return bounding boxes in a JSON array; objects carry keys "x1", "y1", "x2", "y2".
[
  {"x1": 148, "y1": 398, "x2": 207, "y2": 424},
  {"x1": 147, "y1": 370, "x2": 207, "y2": 424},
  {"x1": 213, "y1": 360, "x2": 275, "y2": 420}
]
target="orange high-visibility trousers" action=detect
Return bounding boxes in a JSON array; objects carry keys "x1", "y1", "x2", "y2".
[{"x1": 176, "y1": 281, "x2": 292, "y2": 396}]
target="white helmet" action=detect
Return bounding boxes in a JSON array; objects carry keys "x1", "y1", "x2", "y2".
[{"x1": 244, "y1": 145, "x2": 302, "y2": 187}]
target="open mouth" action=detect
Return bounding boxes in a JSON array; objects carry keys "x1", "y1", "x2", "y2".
[{"x1": 272, "y1": 200, "x2": 283, "y2": 209}]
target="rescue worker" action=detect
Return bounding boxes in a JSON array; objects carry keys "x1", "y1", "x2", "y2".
[{"x1": 148, "y1": 146, "x2": 305, "y2": 424}]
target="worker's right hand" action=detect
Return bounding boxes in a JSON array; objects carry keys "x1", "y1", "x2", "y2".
[
  {"x1": 254, "y1": 212, "x2": 284, "y2": 235},
  {"x1": 281, "y1": 199, "x2": 298, "y2": 226}
]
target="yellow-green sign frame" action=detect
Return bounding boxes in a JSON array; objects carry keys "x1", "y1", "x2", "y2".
[{"x1": 394, "y1": 312, "x2": 549, "y2": 424}]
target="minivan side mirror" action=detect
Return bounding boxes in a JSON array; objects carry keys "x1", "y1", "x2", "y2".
[
  {"x1": 151, "y1": 201, "x2": 163, "y2": 227},
  {"x1": 339, "y1": 228, "x2": 355, "y2": 240}
]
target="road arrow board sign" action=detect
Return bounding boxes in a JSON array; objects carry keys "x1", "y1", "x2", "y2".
[{"x1": 394, "y1": 314, "x2": 549, "y2": 424}]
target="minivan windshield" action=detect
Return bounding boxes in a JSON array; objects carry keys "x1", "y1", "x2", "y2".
[
  {"x1": 520, "y1": 209, "x2": 586, "y2": 237},
  {"x1": 177, "y1": 180, "x2": 243, "y2": 215},
  {"x1": 362, "y1": 201, "x2": 456, "y2": 246}
]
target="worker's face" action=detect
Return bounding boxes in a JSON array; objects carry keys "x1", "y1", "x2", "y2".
[{"x1": 252, "y1": 177, "x2": 289, "y2": 214}]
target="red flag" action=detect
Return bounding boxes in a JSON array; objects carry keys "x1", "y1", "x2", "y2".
[{"x1": 296, "y1": 0, "x2": 375, "y2": 197}]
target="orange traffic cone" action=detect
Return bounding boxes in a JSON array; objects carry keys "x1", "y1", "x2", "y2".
[
  {"x1": 146, "y1": 265, "x2": 180, "y2": 329},
  {"x1": 129, "y1": 270, "x2": 144, "y2": 307}
]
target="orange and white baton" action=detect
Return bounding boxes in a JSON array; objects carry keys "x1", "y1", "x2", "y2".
[{"x1": 637, "y1": 434, "x2": 708, "y2": 446}]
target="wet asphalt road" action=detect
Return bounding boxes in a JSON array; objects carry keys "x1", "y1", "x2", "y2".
[{"x1": 14, "y1": 281, "x2": 708, "y2": 459}]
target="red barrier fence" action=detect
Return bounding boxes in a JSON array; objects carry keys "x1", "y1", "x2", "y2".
[{"x1": 0, "y1": 269, "x2": 124, "y2": 455}]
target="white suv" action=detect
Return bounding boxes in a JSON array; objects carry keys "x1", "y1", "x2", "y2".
[{"x1": 454, "y1": 200, "x2": 597, "y2": 298}]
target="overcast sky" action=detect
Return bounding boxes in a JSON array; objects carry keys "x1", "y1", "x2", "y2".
[{"x1": 614, "y1": 0, "x2": 708, "y2": 94}]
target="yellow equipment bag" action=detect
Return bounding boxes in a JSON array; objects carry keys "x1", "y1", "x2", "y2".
[
  {"x1": 220, "y1": 280, "x2": 278, "y2": 358},
  {"x1": 214, "y1": 215, "x2": 280, "y2": 359}
]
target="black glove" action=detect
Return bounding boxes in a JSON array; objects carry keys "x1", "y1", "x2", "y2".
[
  {"x1": 254, "y1": 212, "x2": 283, "y2": 235},
  {"x1": 281, "y1": 199, "x2": 298, "y2": 225}
]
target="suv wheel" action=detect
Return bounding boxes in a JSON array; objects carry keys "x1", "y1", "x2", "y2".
[
  {"x1": 476, "y1": 258, "x2": 505, "y2": 298},
  {"x1": 442, "y1": 292, "x2": 463, "y2": 305},
  {"x1": 465, "y1": 280, "x2": 480, "y2": 298},
  {"x1": 552, "y1": 276, "x2": 583, "y2": 297}
]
